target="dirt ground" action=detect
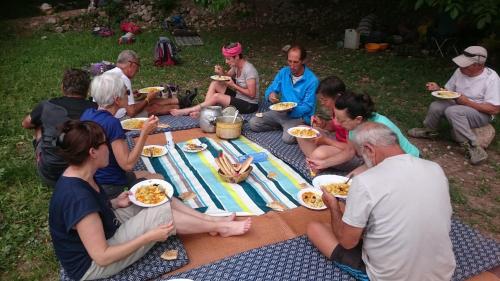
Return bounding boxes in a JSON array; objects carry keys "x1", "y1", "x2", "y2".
[{"x1": 411, "y1": 137, "x2": 500, "y2": 241}]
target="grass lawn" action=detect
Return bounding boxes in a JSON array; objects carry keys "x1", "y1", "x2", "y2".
[{"x1": 0, "y1": 26, "x2": 498, "y2": 280}]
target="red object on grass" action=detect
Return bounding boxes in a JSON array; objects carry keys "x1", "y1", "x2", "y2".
[{"x1": 120, "y1": 22, "x2": 141, "y2": 34}]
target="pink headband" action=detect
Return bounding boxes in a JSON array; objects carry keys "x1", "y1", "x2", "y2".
[{"x1": 222, "y1": 43, "x2": 242, "y2": 57}]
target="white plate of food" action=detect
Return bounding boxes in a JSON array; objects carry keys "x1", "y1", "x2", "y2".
[
  {"x1": 135, "y1": 86, "x2": 164, "y2": 100},
  {"x1": 210, "y1": 75, "x2": 231, "y2": 81},
  {"x1": 129, "y1": 179, "x2": 174, "y2": 207},
  {"x1": 431, "y1": 90, "x2": 460, "y2": 99},
  {"x1": 297, "y1": 188, "x2": 326, "y2": 210},
  {"x1": 181, "y1": 141, "x2": 208, "y2": 153},
  {"x1": 142, "y1": 145, "x2": 167, "y2": 157},
  {"x1": 138, "y1": 86, "x2": 165, "y2": 94},
  {"x1": 121, "y1": 117, "x2": 148, "y2": 131},
  {"x1": 269, "y1": 102, "x2": 297, "y2": 112},
  {"x1": 287, "y1": 126, "x2": 320, "y2": 139},
  {"x1": 312, "y1": 174, "x2": 351, "y2": 199}
]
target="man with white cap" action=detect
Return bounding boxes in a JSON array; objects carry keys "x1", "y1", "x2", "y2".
[{"x1": 409, "y1": 46, "x2": 500, "y2": 164}]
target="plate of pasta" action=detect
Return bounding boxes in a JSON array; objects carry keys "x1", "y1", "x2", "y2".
[
  {"x1": 129, "y1": 179, "x2": 174, "y2": 207},
  {"x1": 287, "y1": 126, "x2": 320, "y2": 139},
  {"x1": 312, "y1": 175, "x2": 351, "y2": 199},
  {"x1": 121, "y1": 118, "x2": 148, "y2": 131},
  {"x1": 210, "y1": 75, "x2": 231, "y2": 81},
  {"x1": 297, "y1": 188, "x2": 326, "y2": 210},
  {"x1": 135, "y1": 86, "x2": 164, "y2": 100},
  {"x1": 431, "y1": 90, "x2": 460, "y2": 99},
  {"x1": 142, "y1": 145, "x2": 167, "y2": 157},
  {"x1": 269, "y1": 102, "x2": 297, "y2": 112}
]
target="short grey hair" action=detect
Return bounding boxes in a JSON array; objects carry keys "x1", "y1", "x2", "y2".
[
  {"x1": 90, "y1": 72, "x2": 126, "y2": 107},
  {"x1": 116, "y1": 50, "x2": 139, "y2": 65},
  {"x1": 352, "y1": 122, "x2": 399, "y2": 149}
]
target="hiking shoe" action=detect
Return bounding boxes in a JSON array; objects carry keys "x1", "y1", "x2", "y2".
[
  {"x1": 408, "y1": 127, "x2": 439, "y2": 139},
  {"x1": 468, "y1": 145, "x2": 488, "y2": 165}
]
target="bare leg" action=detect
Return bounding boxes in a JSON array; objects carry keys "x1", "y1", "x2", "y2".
[
  {"x1": 171, "y1": 92, "x2": 231, "y2": 116},
  {"x1": 306, "y1": 221, "x2": 338, "y2": 258},
  {"x1": 171, "y1": 104, "x2": 201, "y2": 116},
  {"x1": 171, "y1": 198, "x2": 235, "y2": 222},
  {"x1": 297, "y1": 138, "x2": 318, "y2": 157},
  {"x1": 172, "y1": 207, "x2": 252, "y2": 237},
  {"x1": 205, "y1": 81, "x2": 227, "y2": 100}
]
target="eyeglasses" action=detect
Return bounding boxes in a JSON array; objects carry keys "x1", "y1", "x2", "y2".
[
  {"x1": 129, "y1": 61, "x2": 141, "y2": 67},
  {"x1": 94, "y1": 139, "x2": 107, "y2": 148},
  {"x1": 463, "y1": 51, "x2": 486, "y2": 59}
]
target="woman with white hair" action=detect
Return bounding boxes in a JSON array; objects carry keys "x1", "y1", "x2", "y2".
[{"x1": 81, "y1": 72, "x2": 162, "y2": 199}]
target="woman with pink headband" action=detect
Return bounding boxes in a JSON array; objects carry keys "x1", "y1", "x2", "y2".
[{"x1": 171, "y1": 42, "x2": 260, "y2": 117}]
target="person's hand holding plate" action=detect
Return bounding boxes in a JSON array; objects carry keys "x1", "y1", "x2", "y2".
[
  {"x1": 269, "y1": 92, "x2": 280, "y2": 104},
  {"x1": 214, "y1": 64, "x2": 224, "y2": 75},
  {"x1": 112, "y1": 191, "x2": 132, "y2": 208},
  {"x1": 425, "y1": 82, "x2": 440, "y2": 91},
  {"x1": 141, "y1": 115, "x2": 158, "y2": 135}
]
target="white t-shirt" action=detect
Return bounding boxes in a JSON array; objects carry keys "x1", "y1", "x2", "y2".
[
  {"x1": 106, "y1": 67, "x2": 134, "y2": 118},
  {"x1": 445, "y1": 67, "x2": 500, "y2": 106},
  {"x1": 231, "y1": 61, "x2": 259, "y2": 104},
  {"x1": 343, "y1": 154, "x2": 456, "y2": 281}
]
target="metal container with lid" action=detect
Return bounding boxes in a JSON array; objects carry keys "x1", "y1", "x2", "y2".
[{"x1": 199, "y1": 106, "x2": 222, "y2": 133}]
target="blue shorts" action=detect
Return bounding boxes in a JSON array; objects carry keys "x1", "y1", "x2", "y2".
[{"x1": 331, "y1": 242, "x2": 369, "y2": 281}]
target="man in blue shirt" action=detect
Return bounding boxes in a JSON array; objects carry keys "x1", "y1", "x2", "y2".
[{"x1": 249, "y1": 45, "x2": 319, "y2": 144}]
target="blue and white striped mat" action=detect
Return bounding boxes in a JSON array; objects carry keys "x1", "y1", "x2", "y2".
[{"x1": 139, "y1": 133, "x2": 313, "y2": 215}]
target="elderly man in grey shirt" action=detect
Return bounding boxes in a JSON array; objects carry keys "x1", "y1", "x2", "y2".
[{"x1": 307, "y1": 122, "x2": 456, "y2": 281}]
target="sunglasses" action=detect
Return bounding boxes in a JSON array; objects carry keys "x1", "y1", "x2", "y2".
[
  {"x1": 225, "y1": 42, "x2": 238, "y2": 49},
  {"x1": 129, "y1": 60, "x2": 141, "y2": 67}
]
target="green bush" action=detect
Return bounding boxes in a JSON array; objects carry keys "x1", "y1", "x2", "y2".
[
  {"x1": 103, "y1": 0, "x2": 127, "y2": 23},
  {"x1": 153, "y1": 0, "x2": 178, "y2": 14}
]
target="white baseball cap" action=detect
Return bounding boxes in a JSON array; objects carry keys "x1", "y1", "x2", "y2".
[{"x1": 452, "y1": 46, "x2": 487, "y2": 68}]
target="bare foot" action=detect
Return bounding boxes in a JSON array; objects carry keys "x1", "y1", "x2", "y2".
[
  {"x1": 170, "y1": 109, "x2": 183, "y2": 116},
  {"x1": 189, "y1": 111, "x2": 200, "y2": 119},
  {"x1": 218, "y1": 218, "x2": 252, "y2": 237}
]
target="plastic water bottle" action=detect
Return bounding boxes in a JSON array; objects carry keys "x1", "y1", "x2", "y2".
[{"x1": 237, "y1": 152, "x2": 268, "y2": 163}]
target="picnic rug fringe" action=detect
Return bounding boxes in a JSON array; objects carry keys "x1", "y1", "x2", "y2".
[
  {"x1": 60, "y1": 236, "x2": 188, "y2": 281},
  {"x1": 165, "y1": 219, "x2": 499, "y2": 281}
]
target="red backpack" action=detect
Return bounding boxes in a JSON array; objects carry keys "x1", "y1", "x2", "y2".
[{"x1": 154, "y1": 37, "x2": 179, "y2": 66}]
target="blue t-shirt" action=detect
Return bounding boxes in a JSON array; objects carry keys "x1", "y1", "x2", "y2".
[
  {"x1": 349, "y1": 113, "x2": 420, "y2": 157},
  {"x1": 81, "y1": 108, "x2": 128, "y2": 185},
  {"x1": 49, "y1": 176, "x2": 120, "y2": 280},
  {"x1": 264, "y1": 65, "x2": 319, "y2": 124}
]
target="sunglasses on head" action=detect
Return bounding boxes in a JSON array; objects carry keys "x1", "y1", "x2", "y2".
[
  {"x1": 463, "y1": 51, "x2": 486, "y2": 58},
  {"x1": 225, "y1": 42, "x2": 238, "y2": 49}
]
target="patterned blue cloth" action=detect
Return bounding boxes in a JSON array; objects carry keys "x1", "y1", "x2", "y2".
[
  {"x1": 60, "y1": 236, "x2": 188, "y2": 281},
  {"x1": 166, "y1": 235, "x2": 356, "y2": 281},
  {"x1": 166, "y1": 219, "x2": 499, "y2": 281}
]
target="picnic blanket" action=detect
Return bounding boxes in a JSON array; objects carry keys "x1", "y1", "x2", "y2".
[
  {"x1": 134, "y1": 134, "x2": 313, "y2": 215},
  {"x1": 166, "y1": 217, "x2": 500, "y2": 281},
  {"x1": 60, "y1": 235, "x2": 188, "y2": 281}
]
